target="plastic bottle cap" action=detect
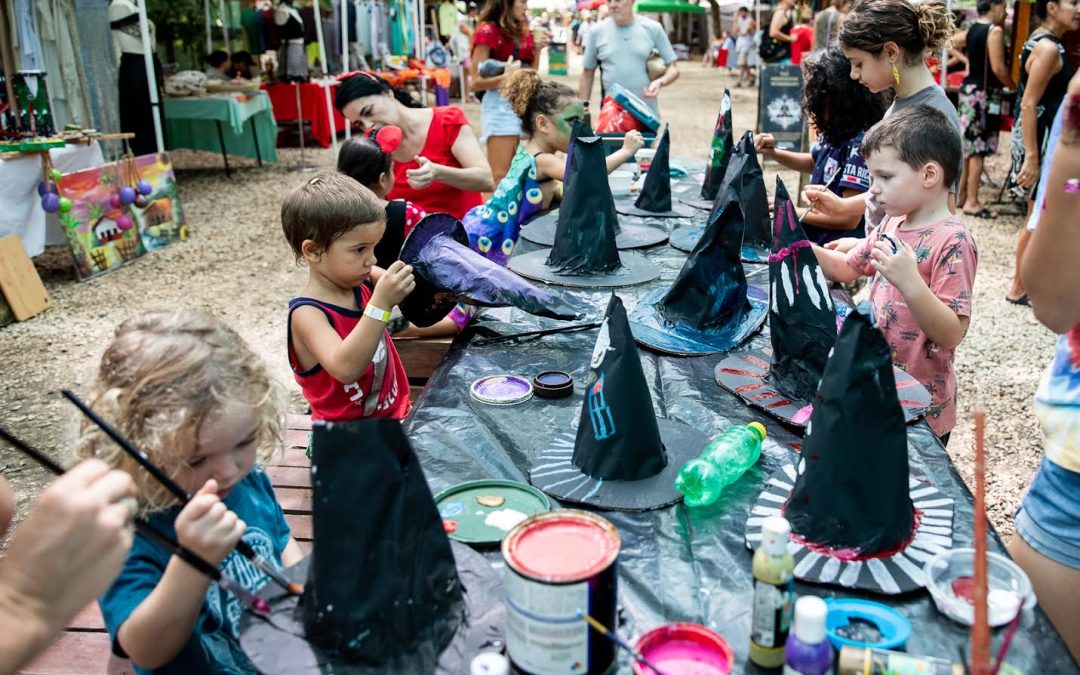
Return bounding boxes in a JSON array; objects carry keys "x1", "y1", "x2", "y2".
[
  {"x1": 747, "y1": 422, "x2": 767, "y2": 442},
  {"x1": 793, "y1": 595, "x2": 828, "y2": 645},
  {"x1": 471, "y1": 652, "x2": 510, "y2": 675},
  {"x1": 761, "y1": 516, "x2": 791, "y2": 557}
]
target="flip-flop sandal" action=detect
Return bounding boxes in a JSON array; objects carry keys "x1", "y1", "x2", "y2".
[
  {"x1": 963, "y1": 208, "x2": 998, "y2": 219},
  {"x1": 1006, "y1": 294, "x2": 1030, "y2": 306}
]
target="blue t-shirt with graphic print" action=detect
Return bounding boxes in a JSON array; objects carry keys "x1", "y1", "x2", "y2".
[
  {"x1": 807, "y1": 132, "x2": 872, "y2": 245},
  {"x1": 99, "y1": 468, "x2": 291, "y2": 674}
]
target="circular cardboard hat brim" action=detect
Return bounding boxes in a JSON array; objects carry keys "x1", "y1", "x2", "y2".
[
  {"x1": 668, "y1": 225, "x2": 703, "y2": 253},
  {"x1": 679, "y1": 196, "x2": 718, "y2": 211},
  {"x1": 745, "y1": 463, "x2": 954, "y2": 595},
  {"x1": 715, "y1": 348, "x2": 931, "y2": 427},
  {"x1": 507, "y1": 249, "x2": 661, "y2": 288},
  {"x1": 528, "y1": 418, "x2": 707, "y2": 512},
  {"x1": 615, "y1": 200, "x2": 697, "y2": 219},
  {"x1": 520, "y1": 212, "x2": 668, "y2": 249},
  {"x1": 239, "y1": 541, "x2": 504, "y2": 674},
  {"x1": 628, "y1": 285, "x2": 768, "y2": 356}
]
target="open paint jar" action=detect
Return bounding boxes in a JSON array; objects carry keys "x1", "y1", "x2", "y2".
[
  {"x1": 632, "y1": 623, "x2": 733, "y2": 675},
  {"x1": 609, "y1": 171, "x2": 635, "y2": 198},
  {"x1": 532, "y1": 371, "x2": 574, "y2": 399},
  {"x1": 924, "y1": 548, "x2": 1035, "y2": 626},
  {"x1": 503, "y1": 510, "x2": 621, "y2": 675}
]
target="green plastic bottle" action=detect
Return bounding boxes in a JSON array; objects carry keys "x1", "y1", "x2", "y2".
[
  {"x1": 750, "y1": 516, "x2": 795, "y2": 669},
  {"x1": 675, "y1": 422, "x2": 767, "y2": 507}
]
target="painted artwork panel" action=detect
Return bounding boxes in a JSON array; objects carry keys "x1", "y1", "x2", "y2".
[{"x1": 58, "y1": 152, "x2": 188, "y2": 281}]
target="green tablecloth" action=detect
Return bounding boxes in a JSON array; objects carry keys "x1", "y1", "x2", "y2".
[{"x1": 164, "y1": 92, "x2": 278, "y2": 163}]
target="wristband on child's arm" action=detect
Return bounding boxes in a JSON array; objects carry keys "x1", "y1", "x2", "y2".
[{"x1": 364, "y1": 304, "x2": 392, "y2": 323}]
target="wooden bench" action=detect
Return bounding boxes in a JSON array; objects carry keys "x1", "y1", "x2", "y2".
[{"x1": 21, "y1": 415, "x2": 318, "y2": 675}]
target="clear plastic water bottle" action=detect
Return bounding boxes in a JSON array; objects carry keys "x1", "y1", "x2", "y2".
[{"x1": 675, "y1": 422, "x2": 767, "y2": 507}]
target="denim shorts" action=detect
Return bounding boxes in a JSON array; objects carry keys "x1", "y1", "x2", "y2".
[
  {"x1": 480, "y1": 91, "x2": 523, "y2": 143},
  {"x1": 1015, "y1": 457, "x2": 1080, "y2": 569}
]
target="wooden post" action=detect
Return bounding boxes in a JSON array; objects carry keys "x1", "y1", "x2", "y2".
[{"x1": 971, "y1": 409, "x2": 991, "y2": 675}]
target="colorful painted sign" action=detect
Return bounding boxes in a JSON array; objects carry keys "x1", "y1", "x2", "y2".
[{"x1": 58, "y1": 153, "x2": 187, "y2": 280}]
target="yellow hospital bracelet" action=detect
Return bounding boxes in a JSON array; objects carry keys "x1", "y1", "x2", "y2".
[{"x1": 363, "y1": 304, "x2": 392, "y2": 323}]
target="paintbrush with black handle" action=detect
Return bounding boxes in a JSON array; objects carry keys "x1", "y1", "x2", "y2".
[
  {"x1": 0, "y1": 426, "x2": 270, "y2": 615},
  {"x1": 61, "y1": 389, "x2": 303, "y2": 597}
]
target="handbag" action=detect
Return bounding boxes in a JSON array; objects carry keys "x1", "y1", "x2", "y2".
[
  {"x1": 646, "y1": 49, "x2": 666, "y2": 81},
  {"x1": 476, "y1": 37, "x2": 520, "y2": 101},
  {"x1": 758, "y1": 33, "x2": 787, "y2": 63}
]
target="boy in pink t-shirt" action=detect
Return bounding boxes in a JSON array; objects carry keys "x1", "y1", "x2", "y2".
[{"x1": 814, "y1": 105, "x2": 977, "y2": 442}]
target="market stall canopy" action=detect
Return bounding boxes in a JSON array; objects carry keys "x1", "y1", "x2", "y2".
[{"x1": 635, "y1": 0, "x2": 706, "y2": 13}]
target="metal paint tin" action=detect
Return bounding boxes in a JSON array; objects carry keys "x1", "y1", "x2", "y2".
[{"x1": 502, "y1": 510, "x2": 621, "y2": 675}]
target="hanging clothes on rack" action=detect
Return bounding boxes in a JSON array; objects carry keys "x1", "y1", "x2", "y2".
[
  {"x1": 275, "y1": 0, "x2": 308, "y2": 81},
  {"x1": 109, "y1": 0, "x2": 164, "y2": 155},
  {"x1": 36, "y1": 0, "x2": 93, "y2": 129}
]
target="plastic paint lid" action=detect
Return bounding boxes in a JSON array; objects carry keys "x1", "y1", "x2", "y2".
[
  {"x1": 469, "y1": 375, "x2": 533, "y2": 405},
  {"x1": 503, "y1": 510, "x2": 620, "y2": 583},
  {"x1": 748, "y1": 422, "x2": 767, "y2": 442},
  {"x1": 434, "y1": 479, "x2": 551, "y2": 546},
  {"x1": 470, "y1": 652, "x2": 510, "y2": 675},
  {"x1": 794, "y1": 596, "x2": 828, "y2": 645},
  {"x1": 825, "y1": 598, "x2": 912, "y2": 651},
  {"x1": 762, "y1": 516, "x2": 791, "y2": 557}
]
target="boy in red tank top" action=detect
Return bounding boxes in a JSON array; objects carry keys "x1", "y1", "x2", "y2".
[{"x1": 282, "y1": 173, "x2": 414, "y2": 422}]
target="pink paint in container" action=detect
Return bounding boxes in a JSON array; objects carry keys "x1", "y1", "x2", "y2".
[{"x1": 632, "y1": 623, "x2": 734, "y2": 675}]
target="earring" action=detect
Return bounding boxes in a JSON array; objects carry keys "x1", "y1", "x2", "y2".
[{"x1": 892, "y1": 63, "x2": 901, "y2": 86}]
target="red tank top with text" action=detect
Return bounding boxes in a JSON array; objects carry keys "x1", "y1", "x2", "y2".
[{"x1": 287, "y1": 285, "x2": 410, "y2": 422}]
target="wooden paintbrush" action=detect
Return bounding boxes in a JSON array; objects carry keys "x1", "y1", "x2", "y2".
[
  {"x1": 0, "y1": 426, "x2": 271, "y2": 615},
  {"x1": 61, "y1": 389, "x2": 304, "y2": 597},
  {"x1": 971, "y1": 409, "x2": 991, "y2": 675},
  {"x1": 578, "y1": 611, "x2": 668, "y2": 675},
  {"x1": 799, "y1": 165, "x2": 844, "y2": 221}
]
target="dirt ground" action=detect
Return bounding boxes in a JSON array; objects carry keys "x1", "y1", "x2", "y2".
[{"x1": 0, "y1": 58, "x2": 1056, "y2": 543}]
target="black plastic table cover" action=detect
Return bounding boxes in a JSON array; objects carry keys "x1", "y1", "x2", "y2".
[{"x1": 400, "y1": 166, "x2": 1076, "y2": 673}]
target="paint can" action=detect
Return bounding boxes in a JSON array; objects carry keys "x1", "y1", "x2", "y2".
[{"x1": 502, "y1": 510, "x2": 620, "y2": 675}]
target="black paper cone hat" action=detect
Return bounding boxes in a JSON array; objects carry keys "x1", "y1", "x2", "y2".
[
  {"x1": 398, "y1": 212, "x2": 580, "y2": 326},
  {"x1": 730, "y1": 131, "x2": 772, "y2": 262},
  {"x1": 615, "y1": 126, "x2": 695, "y2": 218},
  {"x1": 745, "y1": 307, "x2": 954, "y2": 595},
  {"x1": 529, "y1": 294, "x2": 707, "y2": 511},
  {"x1": 716, "y1": 178, "x2": 930, "y2": 426},
  {"x1": 509, "y1": 137, "x2": 661, "y2": 288},
  {"x1": 629, "y1": 180, "x2": 768, "y2": 355},
  {"x1": 240, "y1": 419, "x2": 505, "y2": 673},
  {"x1": 682, "y1": 90, "x2": 734, "y2": 211}
]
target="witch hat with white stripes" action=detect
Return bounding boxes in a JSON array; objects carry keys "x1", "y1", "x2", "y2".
[
  {"x1": 745, "y1": 306, "x2": 953, "y2": 595},
  {"x1": 528, "y1": 294, "x2": 708, "y2": 511}
]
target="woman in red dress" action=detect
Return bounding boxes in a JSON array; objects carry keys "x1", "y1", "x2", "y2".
[{"x1": 334, "y1": 72, "x2": 494, "y2": 219}]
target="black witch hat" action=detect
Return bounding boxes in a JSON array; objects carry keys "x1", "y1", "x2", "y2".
[
  {"x1": 529, "y1": 294, "x2": 707, "y2": 511},
  {"x1": 730, "y1": 131, "x2": 772, "y2": 263},
  {"x1": 398, "y1": 213, "x2": 579, "y2": 326},
  {"x1": 745, "y1": 306, "x2": 954, "y2": 595},
  {"x1": 239, "y1": 419, "x2": 504, "y2": 673},
  {"x1": 509, "y1": 136, "x2": 661, "y2": 288},
  {"x1": 615, "y1": 126, "x2": 695, "y2": 218},
  {"x1": 520, "y1": 124, "x2": 667, "y2": 250},
  {"x1": 629, "y1": 180, "x2": 768, "y2": 355},
  {"x1": 716, "y1": 178, "x2": 930, "y2": 426},
  {"x1": 682, "y1": 90, "x2": 734, "y2": 211}
]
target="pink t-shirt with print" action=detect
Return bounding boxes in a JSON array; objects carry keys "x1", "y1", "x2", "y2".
[{"x1": 846, "y1": 215, "x2": 978, "y2": 437}]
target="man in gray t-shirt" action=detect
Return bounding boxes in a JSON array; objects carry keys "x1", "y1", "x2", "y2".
[{"x1": 578, "y1": 0, "x2": 679, "y2": 114}]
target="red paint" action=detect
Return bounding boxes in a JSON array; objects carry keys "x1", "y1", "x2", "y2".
[
  {"x1": 719, "y1": 368, "x2": 761, "y2": 379},
  {"x1": 952, "y1": 576, "x2": 976, "y2": 604},
  {"x1": 506, "y1": 513, "x2": 620, "y2": 582},
  {"x1": 735, "y1": 383, "x2": 765, "y2": 394},
  {"x1": 633, "y1": 623, "x2": 733, "y2": 675},
  {"x1": 765, "y1": 399, "x2": 794, "y2": 409},
  {"x1": 784, "y1": 506, "x2": 925, "y2": 562},
  {"x1": 443, "y1": 519, "x2": 458, "y2": 533},
  {"x1": 750, "y1": 391, "x2": 781, "y2": 401},
  {"x1": 745, "y1": 354, "x2": 771, "y2": 370}
]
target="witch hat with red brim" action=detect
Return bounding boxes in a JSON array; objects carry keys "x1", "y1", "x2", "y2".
[
  {"x1": 715, "y1": 177, "x2": 930, "y2": 427},
  {"x1": 745, "y1": 306, "x2": 954, "y2": 595}
]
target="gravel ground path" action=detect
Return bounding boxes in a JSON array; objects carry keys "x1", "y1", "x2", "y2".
[{"x1": 0, "y1": 62, "x2": 1056, "y2": 542}]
